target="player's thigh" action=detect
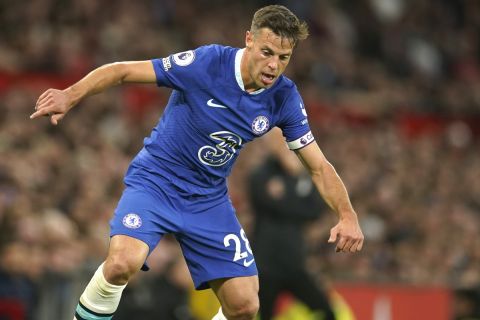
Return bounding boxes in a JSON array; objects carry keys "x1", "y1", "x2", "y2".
[
  {"x1": 107, "y1": 186, "x2": 178, "y2": 279},
  {"x1": 210, "y1": 275, "x2": 259, "y2": 311},
  {"x1": 178, "y1": 198, "x2": 258, "y2": 290},
  {"x1": 110, "y1": 186, "x2": 172, "y2": 252},
  {"x1": 106, "y1": 235, "x2": 149, "y2": 271}
]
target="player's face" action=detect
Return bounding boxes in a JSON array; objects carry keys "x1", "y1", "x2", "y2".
[{"x1": 243, "y1": 28, "x2": 294, "y2": 91}]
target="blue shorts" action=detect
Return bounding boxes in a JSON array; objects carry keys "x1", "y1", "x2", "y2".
[{"x1": 109, "y1": 172, "x2": 257, "y2": 290}]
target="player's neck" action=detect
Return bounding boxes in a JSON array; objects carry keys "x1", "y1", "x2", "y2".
[
  {"x1": 240, "y1": 49, "x2": 261, "y2": 93},
  {"x1": 244, "y1": 83, "x2": 261, "y2": 93}
]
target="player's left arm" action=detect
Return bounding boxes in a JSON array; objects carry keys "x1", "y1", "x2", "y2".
[{"x1": 295, "y1": 141, "x2": 364, "y2": 253}]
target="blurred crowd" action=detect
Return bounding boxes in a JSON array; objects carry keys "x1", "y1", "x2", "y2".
[{"x1": 1, "y1": 0, "x2": 480, "y2": 319}]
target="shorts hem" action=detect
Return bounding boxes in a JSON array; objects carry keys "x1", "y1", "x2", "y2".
[
  {"x1": 195, "y1": 270, "x2": 259, "y2": 290},
  {"x1": 109, "y1": 231, "x2": 156, "y2": 252}
]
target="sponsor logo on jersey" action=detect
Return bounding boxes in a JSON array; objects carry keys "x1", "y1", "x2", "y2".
[
  {"x1": 251, "y1": 115, "x2": 269, "y2": 135},
  {"x1": 207, "y1": 99, "x2": 228, "y2": 109},
  {"x1": 122, "y1": 213, "x2": 142, "y2": 229},
  {"x1": 162, "y1": 57, "x2": 172, "y2": 71},
  {"x1": 172, "y1": 50, "x2": 195, "y2": 66},
  {"x1": 198, "y1": 131, "x2": 242, "y2": 167}
]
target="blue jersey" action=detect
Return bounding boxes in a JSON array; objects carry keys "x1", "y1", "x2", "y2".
[{"x1": 134, "y1": 44, "x2": 314, "y2": 198}]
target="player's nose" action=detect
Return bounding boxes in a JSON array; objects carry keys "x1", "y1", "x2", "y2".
[{"x1": 267, "y1": 57, "x2": 278, "y2": 71}]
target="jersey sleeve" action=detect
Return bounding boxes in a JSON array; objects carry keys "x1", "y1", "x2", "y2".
[
  {"x1": 277, "y1": 89, "x2": 315, "y2": 150},
  {"x1": 151, "y1": 45, "x2": 220, "y2": 90}
]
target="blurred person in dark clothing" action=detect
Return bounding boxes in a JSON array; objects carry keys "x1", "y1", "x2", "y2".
[
  {"x1": 0, "y1": 242, "x2": 39, "y2": 320},
  {"x1": 453, "y1": 286, "x2": 480, "y2": 320},
  {"x1": 249, "y1": 128, "x2": 336, "y2": 320}
]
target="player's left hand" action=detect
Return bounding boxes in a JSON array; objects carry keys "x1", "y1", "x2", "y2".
[{"x1": 328, "y1": 215, "x2": 364, "y2": 253}]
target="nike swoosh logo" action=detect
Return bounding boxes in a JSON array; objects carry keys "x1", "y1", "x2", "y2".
[
  {"x1": 243, "y1": 258, "x2": 255, "y2": 267},
  {"x1": 207, "y1": 99, "x2": 228, "y2": 109}
]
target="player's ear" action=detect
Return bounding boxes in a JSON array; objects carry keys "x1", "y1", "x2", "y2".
[{"x1": 246, "y1": 30, "x2": 253, "y2": 49}]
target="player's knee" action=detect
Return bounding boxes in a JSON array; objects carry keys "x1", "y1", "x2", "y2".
[
  {"x1": 103, "y1": 254, "x2": 141, "y2": 285},
  {"x1": 223, "y1": 294, "x2": 259, "y2": 320}
]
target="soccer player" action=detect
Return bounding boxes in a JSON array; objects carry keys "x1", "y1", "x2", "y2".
[{"x1": 30, "y1": 5, "x2": 364, "y2": 320}]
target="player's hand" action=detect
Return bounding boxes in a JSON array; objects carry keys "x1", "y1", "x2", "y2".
[
  {"x1": 30, "y1": 88, "x2": 72, "y2": 125},
  {"x1": 328, "y1": 215, "x2": 364, "y2": 253}
]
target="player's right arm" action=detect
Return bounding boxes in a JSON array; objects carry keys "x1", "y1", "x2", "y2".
[
  {"x1": 30, "y1": 61, "x2": 156, "y2": 125},
  {"x1": 294, "y1": 141, "x2": 364, "y2": 253}
]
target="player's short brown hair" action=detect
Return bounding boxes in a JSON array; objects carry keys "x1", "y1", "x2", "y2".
[{"x1": 251, "y1": 5, "x2": 309, "y2": 46}]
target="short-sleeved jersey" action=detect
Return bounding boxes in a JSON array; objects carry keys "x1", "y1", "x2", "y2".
[{"x1": 133, "y1": 44, "x2": 314, "y2": 198}]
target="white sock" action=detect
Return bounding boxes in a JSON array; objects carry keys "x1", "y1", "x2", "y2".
[
  {"x1": 74, "y1": 263, "x2": 127, "y2": 319},
  {"x1": 212, "y1": 307, "x2": 227, "y2": 320}
]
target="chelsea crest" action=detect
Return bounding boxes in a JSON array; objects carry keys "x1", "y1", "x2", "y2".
[{"x1": 251, "y1": 115, "x2": 270, "y2": 135}]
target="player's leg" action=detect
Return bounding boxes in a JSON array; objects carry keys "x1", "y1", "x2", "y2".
[
  {"x1": 74, "y1": 235, "x2": 149, "y2": 320},
  {"x1": 177, "y1": 197, "x2": 259, "y2": 319},
  {"x1": 74, "y1": 181, "x2": 174, "y2": 320},
  {"x1": 210, "y1": 276, "x2": 259, "y2": 320}
]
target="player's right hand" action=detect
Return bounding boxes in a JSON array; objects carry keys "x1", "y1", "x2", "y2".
[
  {"x1": 30, "y1": 88, "x2": 72, "y2": 125},
  {"x1": 328, "y1": 216, "x2": 364, "y2": 253}
]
